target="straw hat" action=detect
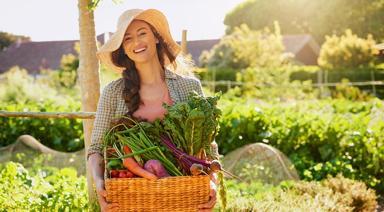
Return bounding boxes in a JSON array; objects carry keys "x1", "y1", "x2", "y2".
[{"x1": 97, "y1": 9, "x2": 181, "y2": 72}]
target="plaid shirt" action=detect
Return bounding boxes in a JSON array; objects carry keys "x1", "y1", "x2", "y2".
[{"x1": 87, "y1": 69, "x2": 204, "y2": 159}]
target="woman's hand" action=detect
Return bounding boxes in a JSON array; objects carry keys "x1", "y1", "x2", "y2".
[
  {"x1": 95, "y1": 179, "x2": 119, "y2": 212},
  {"x1": 197, "y1": 187, "x2": 217, "y2": 212},
  {"x1": 88, "y1": 154, "x2": 119, "y2": 211}
]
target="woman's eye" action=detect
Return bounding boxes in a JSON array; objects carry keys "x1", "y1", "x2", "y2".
[
  {"x1": 125, "y1": 37, "x2": 132, "y2": 41},
  {"x1": 139, "y1": 32, "x2": 146, "y2": 36}
]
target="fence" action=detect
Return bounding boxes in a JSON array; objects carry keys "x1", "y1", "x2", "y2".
[{"x1": 201, "y1": 69, "x2": 384, "y2": 98}]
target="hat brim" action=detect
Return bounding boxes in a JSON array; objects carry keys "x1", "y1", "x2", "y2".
[{"x1": 97, "y1": 9, "x2": 181, "y2": 73}]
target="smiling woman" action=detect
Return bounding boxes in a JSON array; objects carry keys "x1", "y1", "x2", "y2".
[{"x1": 86, "y1": 8, "x2": 217, "y2": 212}]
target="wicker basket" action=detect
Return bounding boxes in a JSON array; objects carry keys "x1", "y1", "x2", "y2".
[{"x1": 105, "y1": 175, "x2": 211, "y2": 212}]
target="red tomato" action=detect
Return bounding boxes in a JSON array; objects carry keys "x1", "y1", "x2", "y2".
[
  {"x1": 110, "y1": 170, "x2": 119, "y2": 178},
  {"x1": 124, "y1": 170, "x2": 135, "y2": 178},
  {"x1": 118, "y1": 170, "x2": 127, "y2": 178}
]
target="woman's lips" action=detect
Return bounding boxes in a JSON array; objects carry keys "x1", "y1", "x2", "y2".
[{"x1": 133, "y1": 47, "x2": 147, "y2": 53}]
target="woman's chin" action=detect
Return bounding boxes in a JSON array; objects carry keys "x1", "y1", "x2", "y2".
[{"x1": 132, "y1": 53, "x2": 157, "y2": 64}]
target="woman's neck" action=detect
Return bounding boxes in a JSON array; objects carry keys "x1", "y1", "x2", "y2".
[{"x1": 135, "y1": 57, "x2": 165, "y2": 85}]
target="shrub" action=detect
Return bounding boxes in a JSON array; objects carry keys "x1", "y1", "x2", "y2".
[
  {"x1": 318, "y1": 29, "x2": 379, "y2": 70},
  {"x1": 0, "y1": 162, "x2": 88, "y2": 211},
  {"x1": 221, "y1": 175, "x2": 377, "y2": 211},
  {"x1": 235, "y1": 66, "x2": 317, "y2": 100},
  {"x1": 216, "y1": 98, "x2": 384, "y2": 193},
  {"x1": 331, "y1": 79, "x2": 373, "y2": 101},
  {"x1": 0, "y1": 100, "x2": 84, "y2": 152},
  {"x1": 199, "y1": 23, "x2": 286, "y2": 70},
  {"x1": 0, "y1": 67, "x2": 60, "y2": 104},
  {"x1": 289, "y1": 65, "x2": 384, "y2": 99}
]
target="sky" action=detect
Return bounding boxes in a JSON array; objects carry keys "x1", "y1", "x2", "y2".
[{"x1": 0, "y1": 0, "x2": 245, "y2": 42}]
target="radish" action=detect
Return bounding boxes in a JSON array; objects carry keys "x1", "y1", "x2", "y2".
[
  {"x1": 209, "y1": 160, "x2": 222, "y2": 173},
  {"x1": 122, "y1": 145, "x2": 158, "y2": 180},
  {"x1": 190, "y1": 163, "x2": 204, "y2": 176},
  {"x1": 144, "y1": 160, "x2": 170, "y2": 178}
]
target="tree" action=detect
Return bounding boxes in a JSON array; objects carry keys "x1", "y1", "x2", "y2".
[
  {"x1": 224, "y1": 0, "x2": 384, "y2": 44},
  {"x1": 0, "y1": 32, "x2": 30, "y2": 51},
  {"x1": 200, "y1": 23, "x2": 286, "y2": 70},
  {"x1": 78, "y1": 0, "x2": 100, "y2": 202}
]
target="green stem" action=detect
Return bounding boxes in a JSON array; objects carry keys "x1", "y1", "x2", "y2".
[{"x1": 106, "y1": 146, "x2": 158, "y2": 159}]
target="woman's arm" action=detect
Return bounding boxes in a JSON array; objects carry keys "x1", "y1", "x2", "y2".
[
  {"x1": 87, "y1": 82, "x2": 119, "y2": 211},
  {"x1": 87, "y1": 83, "x2": 117, "y2": 159},
  {"x1": 88, "y1": 153, "x2": 105, "y2": 185}
]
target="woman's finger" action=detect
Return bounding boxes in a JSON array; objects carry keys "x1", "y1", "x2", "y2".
[
  {"x1": 106, "y1": 203, "x2": 119, "y2": 212},
  {"x1": 206, "y1": 195, "x2": 217, "y2": 208},
  {"x1": 198, "y1": 209, "x2": 213, "y2": 212},
  {"x1": 98, "y1": 188, "x2": 107, "y2": 198},
  {"x1": 198, "y1": 192, "x2": 217, "y2": 209}
]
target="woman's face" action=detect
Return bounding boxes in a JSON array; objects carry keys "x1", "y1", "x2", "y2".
[{"x1": 122, "y1": 20, "x2": 159, "y2": 64}]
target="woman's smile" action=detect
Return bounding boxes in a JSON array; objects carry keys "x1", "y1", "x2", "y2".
[{"x1": 133, "y1": 47, "x2": 147, "y2": 53}]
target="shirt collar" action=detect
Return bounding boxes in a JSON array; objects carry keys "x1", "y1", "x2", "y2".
[{"x1": 165, "y1": 68, "x2": 177, "y2": 80}]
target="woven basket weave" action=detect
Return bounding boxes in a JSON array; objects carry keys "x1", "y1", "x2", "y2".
[{"x1": 105, "y1": 175, "x2": 210, "y2": 211}]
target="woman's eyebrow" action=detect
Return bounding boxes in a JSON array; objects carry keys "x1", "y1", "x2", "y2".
[{"x1": 125, "y1": 27, "x2": 147, "y2": 37}]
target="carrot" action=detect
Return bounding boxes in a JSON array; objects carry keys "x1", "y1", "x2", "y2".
[{"x1": 122, "y1": 145, "x2": 158, "y2": 180}]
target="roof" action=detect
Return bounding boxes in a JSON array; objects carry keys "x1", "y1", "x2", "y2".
[
  {"x1": 0, "y1": 33, "x2": 320, "y2": 73},
  {"x1": 177, "y1": 39, "x2": 220, "y2": 64},
  {"x1": 184, "y1": 34, "x2": 320, "y2": 65},
  {"x1": 375, "y1": 43, "x2": 384, "y2": 51},
  {"x1": 0, "y1": 33, "x2": 111, "y2": 74},
  {"x1": 282, "y1": 34, "x2": 320, "y2": 55}
]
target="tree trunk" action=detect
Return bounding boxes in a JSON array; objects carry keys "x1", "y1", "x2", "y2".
[{"x1": 78, "y1": 0, "x2": 100, "y2": 203}]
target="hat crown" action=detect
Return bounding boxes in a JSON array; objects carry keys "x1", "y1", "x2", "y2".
[{"x1": 117, "y1": 9, "x2": 143, "y2": 29}]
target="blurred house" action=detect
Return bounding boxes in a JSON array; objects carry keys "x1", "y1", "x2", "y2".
[
  {"x1": 0, "y1": 33, "x2": 112, "y2": 75},
  {"x1": 375, "y1": 43, "x2": 384, "y2": 61},
  {"x1": 0, "y1": 33, "x2": 320, "y2": 74},
  {"x1": 184, "y1": 35, "x2": 320, "y2": 66}
]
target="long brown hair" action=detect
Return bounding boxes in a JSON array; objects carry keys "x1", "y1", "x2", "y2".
[{"x1": 110, "y1": 22, "x2": 176, "y2": 121}]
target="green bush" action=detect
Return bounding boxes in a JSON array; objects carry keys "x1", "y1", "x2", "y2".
[
  {"x1": 0, "y1": 67, "x2": 61, "y2": 104},
  {"x1": 289, "y1": 66, "x2": 384, "y2": 84},
  {"x1": 195, "y1": 67, "x2": 237, "y2": 93},
  {"x1": 199, "y1": 23, "x2": 286, "y2": 70},
  {"x1": 289, "y1": 66, "x2": 384, "y2": 99},
  {"x1": 221, "y1": 175, "x2": 377, "y2": 211},
  {"x1": 235, "y1": 66, "x2": 317, "y2": 100},
  {"x1": 216, "y1": 98, "x2": 384, "y2": 193},
  {"x1": 318, "y1": 29, "x2": 379, "y2": 70},
  {"x1": 0, "y1": 162, "x2": 89, "y2": 211},
  {"x1": 331, "y1": 79, "x2": 373, "y2": 101},
  {"x1": 0, "y1": 100, "x2": 84, "y2": 152},
  {"x1": 288, "y1": 65, "x2": 320, "y2": 82}
]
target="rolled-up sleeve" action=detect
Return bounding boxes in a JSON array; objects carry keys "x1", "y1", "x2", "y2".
[{"x1": 87, "y1": 83, "x2": 116, "y2": 159}]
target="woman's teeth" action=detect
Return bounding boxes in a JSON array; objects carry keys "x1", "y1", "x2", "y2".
[{"x1": 134, "y1": 47, "x2": 146, "y2": 53}]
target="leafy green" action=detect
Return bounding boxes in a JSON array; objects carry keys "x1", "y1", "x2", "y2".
[{"x1": 162, "y1": 91, "x2": 222, "y2": 157}]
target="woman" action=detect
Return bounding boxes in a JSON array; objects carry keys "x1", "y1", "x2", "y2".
[{"x1": 87, "y1": 9, "x2": 217, "y2": 212}]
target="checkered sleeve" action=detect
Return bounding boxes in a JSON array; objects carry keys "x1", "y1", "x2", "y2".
[
  {"x1": 87, "y1": 83, "x2": 117, "y2": 159},
  {"x1": 173, "y1": 75, "x2": 204, "y2": 102},
  {"x1": 193, "y1": 77, "x2": 204, "y2": 97}
]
